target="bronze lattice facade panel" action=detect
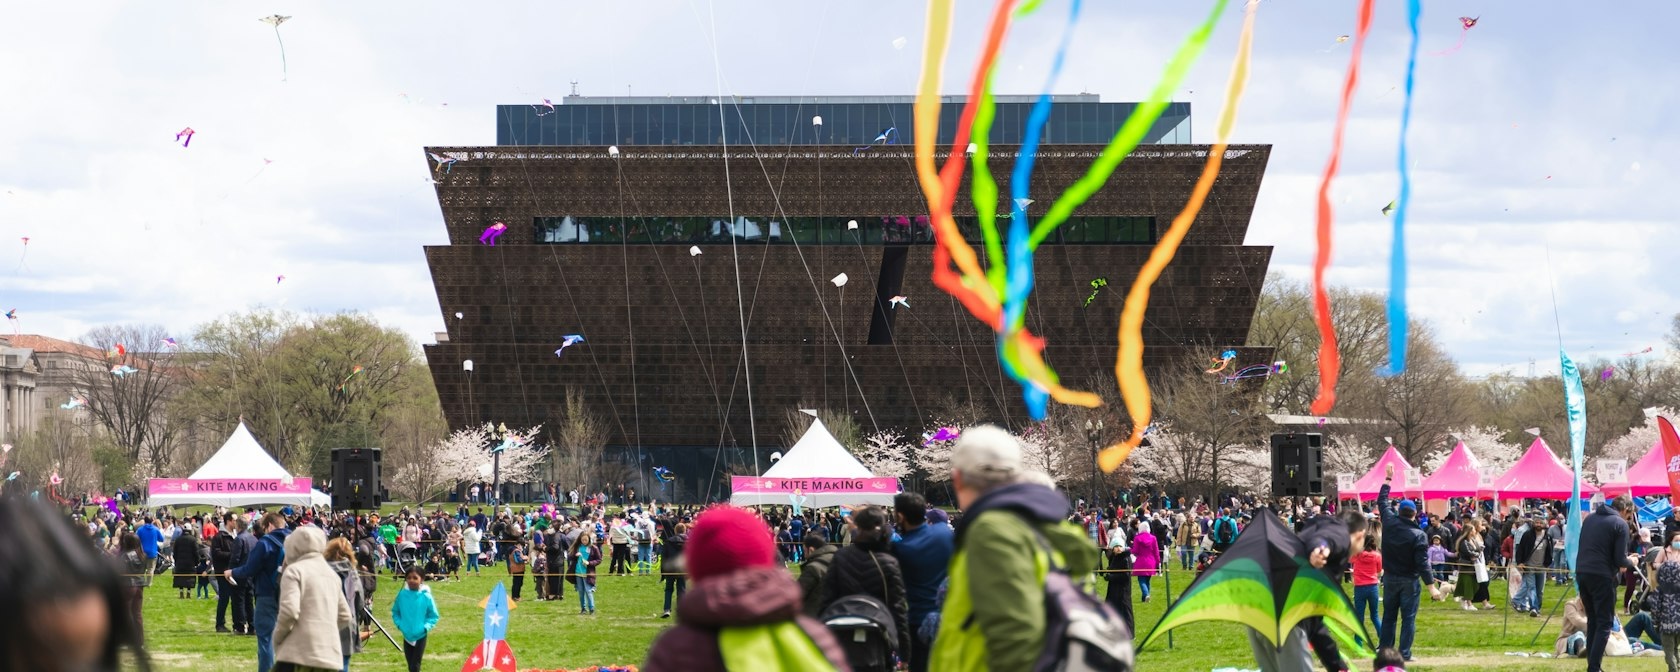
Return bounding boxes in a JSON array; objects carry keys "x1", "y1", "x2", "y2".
[{"x1": 423, "y1": 144, "x2": 1274, "y2": 449}]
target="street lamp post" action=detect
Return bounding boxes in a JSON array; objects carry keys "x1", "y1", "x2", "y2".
[{"x1": 1085, "y1": 419, "x2": 1104, "y2": 511}]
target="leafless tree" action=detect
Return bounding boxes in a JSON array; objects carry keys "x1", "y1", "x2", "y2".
[
  {"x1": 552, "y1": 388, "x2": 611, "y2": 491},
  {"x1": 72, "y1": 324, "x2": 184, "y2": 473},
  {"x1": 1149, "y1": 353, "x2": 1268, "y2": 502}
]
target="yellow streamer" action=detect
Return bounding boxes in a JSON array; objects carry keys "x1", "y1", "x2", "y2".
[{"x1": 1099, "y1": 0, "x2": 1258, "y2": 472}]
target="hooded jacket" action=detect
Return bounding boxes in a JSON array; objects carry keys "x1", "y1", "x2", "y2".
[
  {"x1": 820, "y1": 532, "x2": 910, "y2": 658},
  {"x1": 231, "y1": 526, "x2": 291, "y2": 598},
  {"x1": 931, "y1": 482, "x2": 1097, "y2": 672},
  {"x1": 273, "y1": 526, "x2": 353, "y2": 670},
  {"x1": 799, "y1": 543, "x2": 839, "y2": 617},
  {"x1": 328, "y1": 558, "x2": 366, "y2": 656},
  {"x1": 644, "y1": 566, "x2": 851, "y2": 672},
  {"x1": 391, "y1": 584, "x2": 440, "y2": 644}
]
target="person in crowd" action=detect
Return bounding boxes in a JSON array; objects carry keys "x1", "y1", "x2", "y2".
[
  {"x1": 1578, "y1": 494, "x2": 1640, "y2": 672},
  {"x1": 135, "y1": 516, "x2": 164, "y2": 577},
  {"x1": 213, "y1": 516, "x2": 243, "y2": 633},
  {"x1": 324, "y1": 537, "x2": 370, "y2": 672},
  {"x1": 1514, "y1": 514, "x2": 1554, "y2": 617},
  {"x1": 0, "y1": 495, "x2": 151, "y2": 671},
  {"x1": 891, "y1": 492, "x2": 952, "y2": 672},
  {"x1": 1132, "y1": 520, "x2": 1160, "y2": 602},
  {"x1": 120, "y1": 532, "x2": 150, "y2": 641},
  {"x1": 1249, "y1": 504, "x2": 1370, "y2": 672},
  {"x1": 233, "y1": 516, "x2": 259, "y2": 634},
  {"x1": 1453, "y1": 519, "x2": 1493, "y2": 611},
  {"x1": 1373, "y1": 647, "x2": 1407, "y2": 672},
  {"x1": 390, "y1": 568, "x2": 439, "y2": 672},
  {"x1": 799, "y1": 532, "x2": 840, "y2": 618},
  {"x1": 462, "y1": 519, "x2": 483, "y2": 576},
  {"x1": 227, "y1": 511, "x2": 292, "y2": 672},
  {"x1": 272, "y1": 525, "x2": 353, "y2": 672},
  {"x1": 1176, "y1": 513, "x2": 1199, "y2": 571},
  {"x1": 544, "y1": 521, "x2": 566, "y2": 601},
  {"x1": 930, "y1": 425, "x2": 1098, "y2": 671},
  {"x1": 821, "y1": 505, "x2": 911, "y2": 664},
  {"x1": 1211, "y1": 507, "x2": 1240, "y2": 553},
  {"x1": 636, "y1": 512, "x2": 658, "y2": 575},
  {"x1": 643, "y1": 506, "x2": 849, "y2": 671},
  {"x1": 572, "y1": 532, "x2": 602, "y2": 615},
  {"x1": 1377, "y1": 464, "x2": 1432, "y2": 663},
  {"x1": 1646, "y1": 529, "x2": 1680, "y2": 671},
  {"x1": 506, "y1": 535, "x2": 527, "y2": 602},
  {"x1": 1353, "y1": 533, "x2": 1384, "y2": 641},
  {"x1": 531, "y1": 545, "x2": 549, "y2": 601},
  {"x1": 1550, "y1": 516, "x2": 1570, "y2": 585},
  {"x1": 1104, "y1": 512, "x2": 1133, "y2": 633},
  {"x1": 660, "y1": 522, "x2": 689, "y2": 619},
  {"x1": 195, "y1": 535, "x2": 215, "y2": 599},
  {"x1": 172, "y1": 526, "x2": 199, "y2": 599},
  {"x1": 1557, "y1": 596, "x2": 1590, "y2": 657},
  {"x1": 1426, "y1": 535, "x2": 1453, "y2": 597},
  {"x1": 608, "y1": 515, "x2": 632, "y2": 576}
]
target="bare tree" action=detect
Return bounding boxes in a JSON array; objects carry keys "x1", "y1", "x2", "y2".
[
  {"x1": 1345, "y1": 327, "x2": 1472, "y2": 464},
  {"x1": 779, "y1": 406, "x2": 861, "y2": 451},
  {"x1": 1150, "y1": 354, "x2": 1268, "y2": 502},
  {"x1": 72, "y1": 325, "x2": 184, "y2": 472},
  {"x1": 552, "y1": 388, "x2": 611, "y2": 491}
]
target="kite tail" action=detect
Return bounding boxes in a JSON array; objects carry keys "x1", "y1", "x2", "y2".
[
  {"x1": 1382, "y1": 0, "x2": 1421, "y2": 377},
  {"x1": 1432, "y1": 27, "x2": 1468, "y2": 56},
  {"x1": 273, "y1": 26, "x2": 289, "y2": 81},
  {"x1": 1309, "y1": 0, "x2": 1375, "y2": 416},
  {"x1": 1099, "y1": 0, "x2": 1254, "y2": 473}
]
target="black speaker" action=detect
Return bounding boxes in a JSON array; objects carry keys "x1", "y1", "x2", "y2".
[
  {"x1": 331, "y1": 448, "x2": 382, "y2": 510},
  {"x1": 1270, "y1": 433, "x2": 1324, "y2": 497}
]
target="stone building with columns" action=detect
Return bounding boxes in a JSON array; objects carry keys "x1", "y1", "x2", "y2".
[
  {"x1": 0, "y1": 338, "x2": 39, "y2": 443},
  {"x1": 6, "y1": 335, "x2": 108, "y2": 441}
]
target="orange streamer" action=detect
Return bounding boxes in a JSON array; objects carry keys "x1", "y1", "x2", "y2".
[
  {"x1": 1308, "y1": 0, "x2": 1375, "y2": 416},
  {"x1": 1098, "y1": 0, "x2": 1258, "y2": 472}
]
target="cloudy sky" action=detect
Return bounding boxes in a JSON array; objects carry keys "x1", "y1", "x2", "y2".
[{"x1": 1, "y1": 1, "x2": 1672, "y2": 377}]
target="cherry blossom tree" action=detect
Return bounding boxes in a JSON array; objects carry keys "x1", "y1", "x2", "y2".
[
  {"x1": 1602, "y1": 408, "x2": 1680, "y2": 461},
  {"x1": 390, "y1": 423, "x2": 549, "y2": 503},
  {"x1": 1421, "y1": 426, "x2": 1523, "y2": 475},
  {"x1": 1018, "y1": 423, "x2": 1075, "y2": 485},
  {"x1": 914, "y1": 419, "x2": 962, "y2": 484},
  {"x1": 855, "y1": 430, "x2": 913, "y2": 479}
]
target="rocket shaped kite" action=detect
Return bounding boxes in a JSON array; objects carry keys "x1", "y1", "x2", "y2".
[{"x1": 461, "y1": 582, "x2": 518, "y2": 672}]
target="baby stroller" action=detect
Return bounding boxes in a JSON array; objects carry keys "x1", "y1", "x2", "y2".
[
  {"x1": 820, "y1": 595, "x2": 899, "y2": 672},
  {"x1": 1194, "y1": 549, "x2": 1220, "y2": 577},
  {"x1": 393, "y1": 540, "x2": 421, "y2": 579}
]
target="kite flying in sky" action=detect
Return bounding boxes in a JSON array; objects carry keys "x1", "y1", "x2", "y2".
[
  {"x1": 554, "y1": 335, "x2": 584, "y2": 357},
  {"x1": 1435, "y1": 16, "x2": 1479, "y2": 56},
  {"x1": 480, "y1": 222, "x2": 507, "y2": 246},
  {"x1": 259, "y1": 15, "x2": 292, "y2": 80}
]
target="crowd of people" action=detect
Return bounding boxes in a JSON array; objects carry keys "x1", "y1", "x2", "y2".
[{"x1": 12, "y1": 423, "x2": 1680, "y2": 672}]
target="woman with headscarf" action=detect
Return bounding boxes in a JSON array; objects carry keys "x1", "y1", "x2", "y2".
[{"x1": 272, "y1": 525, "x2": 353, "y2": 672}]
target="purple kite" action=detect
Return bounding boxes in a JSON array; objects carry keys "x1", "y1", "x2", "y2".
[{"x1": 480, "y1": 222, "x2": 507, "y2": 246}]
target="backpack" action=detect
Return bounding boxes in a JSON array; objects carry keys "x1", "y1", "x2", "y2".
[
  {"x1": 820, "y1": 594, "x2": 898, "y2": 672},
  {"x1": 1028, "y1": 527, "x2": 1136, "y2": 672},
  {"x1": 1215, "y1": 517, "x2": 1237, "y2": 544}
]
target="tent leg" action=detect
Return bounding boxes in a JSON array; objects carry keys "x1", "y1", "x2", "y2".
[{"x1": 1529, "y1": 580, "x2": 1576, "y2": 647}]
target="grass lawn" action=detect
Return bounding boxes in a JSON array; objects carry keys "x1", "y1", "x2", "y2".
[{"x1": 139, "y1": 560, "x2": 1667, "y2": 671}]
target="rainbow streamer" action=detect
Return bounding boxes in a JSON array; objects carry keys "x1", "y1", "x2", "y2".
[
  {"x1": 1382, "y1": 0, "x2": 1421, "y2": 376},
  {"x1": 1025, "y1": 0, "x2": 1230, "y2": 250},
  {"x1": 1099, "y1": 0, "x2": 1256, "y2": 472},
  {"x1": 1309, "y1": 0, "x2": 1375, "y2": 416}
]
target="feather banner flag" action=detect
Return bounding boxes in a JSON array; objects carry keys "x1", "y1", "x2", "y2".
[{"x1": 1560, "y1": 350, "x2": 1587, "y2": 582}]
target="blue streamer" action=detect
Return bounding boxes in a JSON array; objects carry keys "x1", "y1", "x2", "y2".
[
  {"x1": 1383, "y1": 0, "x2": 1421, "y2": 376},
  {"x1": 1561, "y1": 350, "x2": 1588, "y2": 583},
  {"x1": 1002, "y1": 0, "x2": 1082, "y2": 420}
]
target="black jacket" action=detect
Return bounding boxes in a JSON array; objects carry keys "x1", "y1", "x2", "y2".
[
  {"x1": 1298, "y1": 514, "x2": 1354, "y2": 578},
  {"x1": 1377, "y1": 483, "x2": 1433, "y2": 582},
  {"x1": 1513, "y1": 524, "x2": 1553, "y2": 569},
  {"x1": 798, "y1": 544, "x2": 837, "y2": 618},
  {"x1": 820, "y1": 537, "x2": 910, "y2": 658},
  {"x1": 210, "y1": 530, "x2": 237, "y2": 572},
  {"x1": 1577, "y1": 504, "x2": 1634, "y2": 578}
]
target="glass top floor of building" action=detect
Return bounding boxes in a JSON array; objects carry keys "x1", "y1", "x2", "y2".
[{"x1": 496, "y1": 94, "x2": 1190, "y2": 147}]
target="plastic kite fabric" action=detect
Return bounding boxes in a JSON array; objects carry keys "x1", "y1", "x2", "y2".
[
  {"x1": 1083, "y1": 277, "x2": 1107, "y2": 307},
  {"x1": 1561, "y1": 350, "x2": 1587, "y2": 584},
  {"x1": 335, "y1": 365, "x2": 364, "y2": 393},
  {"x1": 259, "y1": 15, "x2": 291, "y2": 81},
  {"x1": 1434, "y1": 16, "x2": 1478, "y2": 56},
  {"x1": 1099, "y1": 0, "x2": 1252, "y2": 471},
  {"x1": 1382, "y1": 0, "x2": 1421, "y2": 378},
  {"x1": 1309, "y1": 0, "x2": 1376, "y2": 416},
  {"x1": 175, "y1": 127, "x2": 195, "y2": 148},
  {"x1": 653, "y1": 466, "x2": 675, "y2": 483}
]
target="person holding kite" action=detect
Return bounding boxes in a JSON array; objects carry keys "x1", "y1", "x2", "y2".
[
  {"x1": 1241, "y1": 502, "x2": 1373, "y2": 671},
  {"x1": 1377, "y1": 464, "x2": 1434, "y2": 662}
]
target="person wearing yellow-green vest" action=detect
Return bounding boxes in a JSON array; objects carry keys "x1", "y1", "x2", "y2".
[
  {"x1": 643, "y1": 506, "x2": 853, "y2": 671},
  {"x1": 931, "y1": 425, "x2": 1099, "y2": 671}
]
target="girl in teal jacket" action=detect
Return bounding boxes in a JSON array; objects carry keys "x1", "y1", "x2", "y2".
[{"x1": 391, "y1": 567, "x2": 440, "y2": 672}]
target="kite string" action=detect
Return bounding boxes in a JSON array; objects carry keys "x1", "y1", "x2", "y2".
[
  {"x1": 1099, "y1": 0, "x2": 1257, "y2": 472},
  {"x1": 1308, "y1": 0, "x2": 1375, "y2": 416},
  {"x1": 1382, "y1": 0, "x2": 1421, "y2": 377}
]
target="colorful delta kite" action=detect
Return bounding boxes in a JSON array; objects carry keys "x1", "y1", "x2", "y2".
[
  {"x1": 108, "y1": 344, "x2": 127, "y2": 359},
  {"x1": 429, "y1": 152, "x2": 459, "y2": 175},
  {"x1": 175, "y1": 127, "x2": 196, "y2": 148},
  {"x1": 1205, "y1": 350, "x2": 1238, "y2": 374},
  {"x1": 60, "y1": 396, "x2": 87, "y2": 410},
  {"x1": 533, "y1": 98, "x2": 556, "y2": 116},
  {"x1": 889, "y1": 295, "x2": 910, "y2": 309},
  {"x1": 480, "y1": 222, "x2": 507, "y2": 246},
  {"x1": 461, "y1": 583, "x2": 518, "y2": 672},
  {"x1": 1084, "y1": 277, "x2": 1108, "y2": 307},
  {"x1": 258, "y1": 15, "x2": 292, "y2": 80},
  {"x1": 1222, "y1": 361, "x2": 1286, "y2": 384},
  {"x1": 160, "y1": 337, "x2": 179, "y2": 349},
  {"x1": 922, "y1": 426, "x2": 960, "y2": 446},
  {"x1": 110, "y1": 365, "x2": 138, "y2": 377},
  {"x1": 1381, "y1": 200, "x2": 1396, "y2": 217},
  {"x1": 336, "y1": 365, "x2": 364, "y2": 393},
  {"x1": 553, "y1": 334, "x2": 584, "y2": 357},
  {"x1": 1140, "y1": 509, "x2": 1371, "y2": 656},
  {"x1": 653, "y1": 466, "x2": 675, "y2": 483},
  {"x1": 1625, "y1": 346, "x2": 1654, "y2": 357},
  {"x1": 853, "y1": 127, "x2": 898, "y2": 154},
  {"x1": 1435, "y1": 16, "x2": 1479, "y2": 56}
]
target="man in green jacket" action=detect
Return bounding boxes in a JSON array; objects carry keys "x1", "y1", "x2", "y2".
[{"x1": 931, "y1": 425, "x2": 1098, "y2": 671}]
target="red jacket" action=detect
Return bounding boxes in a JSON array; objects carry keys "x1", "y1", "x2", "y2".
[{"x1": 644, "y1": 566, "x2": 851, "y2": 672}]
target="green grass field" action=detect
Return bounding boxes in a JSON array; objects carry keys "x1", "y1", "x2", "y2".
[{"x1": 137, "y1": 562, "x2": 1671, "y2": 671}]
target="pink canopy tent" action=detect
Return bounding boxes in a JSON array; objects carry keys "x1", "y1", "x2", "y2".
[
  {"x1": 1346, "y1": 446, "x2": 1421, "y2": 501},
  {"x1": 1600, "y1": 439, "x2": 1668, "y2": 497},
  {"x1": 1420, "y1": 441, "x2": 1493, "y2": 499},
  {"x1": 1490, "y1": 437, "x2": 1599, "y2": 499}
]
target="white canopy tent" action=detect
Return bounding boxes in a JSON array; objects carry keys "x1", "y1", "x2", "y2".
[
  {"x1": 730, "y1": 418, "x2": 898, "y2": 507},
  {"x1": 147, "y1": 422, "x2": 330, "y2": 508}
]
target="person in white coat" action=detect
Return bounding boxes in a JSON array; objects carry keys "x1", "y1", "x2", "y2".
[{"x1": 273, "y1": 525, "x2": 353, "y2": 672}]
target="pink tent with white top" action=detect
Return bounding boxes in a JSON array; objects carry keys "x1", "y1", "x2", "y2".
[
  {"x1": 1420, "y1": 441, "x2": 1493, "y2": 499},
  {"x1": 1490, "y1": 437, "x2": 1598, "y2": 499},
  {"x1": 1346, "y1": 446, "x2": 1421, "y2": 501},
  {"x1": 1599, "y1": 439, "x2": 1666, "y2": 497}
]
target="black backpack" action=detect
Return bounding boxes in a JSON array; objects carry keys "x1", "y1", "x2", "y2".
[{"x1": 1029, "y1": 527, "x2": 1135, "y2": 672}]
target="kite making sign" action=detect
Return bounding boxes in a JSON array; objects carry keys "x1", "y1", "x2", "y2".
[
  {"x1": 148, "y1": 478, "x2": 312, "y2": 497},
  {"x1": 730, "y1": 476, "x2": 899, "y2": 495}
]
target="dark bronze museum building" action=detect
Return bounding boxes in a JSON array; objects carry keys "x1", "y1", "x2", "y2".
[{"x1": 421, "y1": 94, "x2": 1272, "y2": 498}]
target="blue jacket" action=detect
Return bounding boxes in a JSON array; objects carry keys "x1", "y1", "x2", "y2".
[
  {"x1": 1377, "y1": 483, "x2": 1433, "y2": 583},
  {"x1": 391, "y1": 585, "x2": 440, "y2": 643},
  {"x1": 136, "y1": 523, "x2": 164, "y2": 559},
  {"x1": 893, "y1": 522, "x2": 954, "y2": 623},
  {"x1": 231, "y1": 528, "x2": 290, "y2": 598}
]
